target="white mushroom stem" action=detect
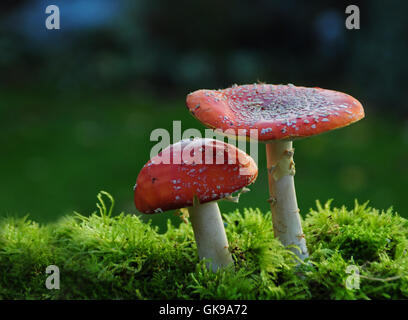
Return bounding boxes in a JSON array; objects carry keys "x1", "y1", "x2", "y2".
[
  {"x1": 188, "y1": 201, "x2": 233, "y2": 272},
  {"x1": 266, "y1": 140, "x2": 309, "y2": 260}
]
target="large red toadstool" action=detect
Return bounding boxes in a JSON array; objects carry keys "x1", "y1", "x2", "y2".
[
  {"x1": 186, "y1": 83, "x2": 365, "y2": 260},
  {"x1": 134, "y1": 138, "x2": 258, "y2": 271}
]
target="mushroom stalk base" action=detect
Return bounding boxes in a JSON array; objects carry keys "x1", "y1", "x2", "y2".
[
  {"x1": 266, "y1": 141, "x2": 309, "y2": 260},
  {"x1": 188, "y1": 201, "x2": 233, "y2": 272}
]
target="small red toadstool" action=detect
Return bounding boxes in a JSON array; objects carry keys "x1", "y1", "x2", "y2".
[
  {"x1": 134, "y1": 138, "x2": 258, "y2": 271},
  {"x1": 186, "y1": 83, "x2": 365, "y2": 260}
]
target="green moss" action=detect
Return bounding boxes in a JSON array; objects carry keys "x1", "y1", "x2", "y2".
[{"x1": 0, "y1": 193, "x2": 407, "y2": 300}]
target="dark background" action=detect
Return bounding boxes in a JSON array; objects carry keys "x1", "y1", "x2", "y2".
[{"x1": 1, "y1": 0, "x2": 407, "y2": 230}]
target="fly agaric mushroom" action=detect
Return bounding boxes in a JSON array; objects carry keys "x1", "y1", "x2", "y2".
[
  {"x1": 186, "y1": 84, "x2": 364, "y2": 260},
  {"x1": 134, "y1": 137, "x2": 258, "y2": 271}
]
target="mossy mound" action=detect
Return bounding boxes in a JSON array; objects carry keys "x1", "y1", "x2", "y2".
[{"x1": 1, "y1": 193, "x2": 407, "y2": 300}]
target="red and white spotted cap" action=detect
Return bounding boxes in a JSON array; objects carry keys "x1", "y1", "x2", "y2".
[
  {"x1": 186, "y1": 83, "x2": 365, "y2": 141},
  {"x1": 134, "y1": 138, "x2": 258, "y2": 214}
]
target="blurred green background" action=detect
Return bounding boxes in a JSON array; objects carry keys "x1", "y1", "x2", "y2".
[{"x1": 1, "y1": 0, "x2": 407, "y2": 231}]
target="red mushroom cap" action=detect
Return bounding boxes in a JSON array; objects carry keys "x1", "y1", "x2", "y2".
[
  {"x1": 134, "y1": 138, "x2": 258, "y2": 214},
  {"x1": 186, "y1": 84, "x2": 365, "y2": 141}
]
